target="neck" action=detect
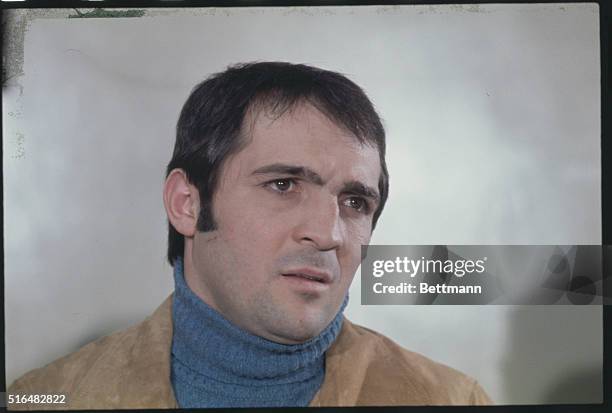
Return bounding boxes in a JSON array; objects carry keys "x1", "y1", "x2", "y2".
[{"x1": 170, "y1": 258, "x2": 347, "y2": 407}]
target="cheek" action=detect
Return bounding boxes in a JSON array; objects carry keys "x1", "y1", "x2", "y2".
[
  {"x1": 221, "y1": 194, "x2": 288, "y2": 242},
  {"x1": 339, "y1": 247, "x2": 362, "y2": 280},
  {"x1": 339, "y1": 225, "x2": 371, "y2": 279},
  {"x1": 224, "y1": 212, "x2": 277, "y2": 247},
  {"x1": 215, "y1": 209, "x2": 285, "y2": 272}
]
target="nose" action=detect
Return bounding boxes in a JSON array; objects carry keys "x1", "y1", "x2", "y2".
[{"x1": 293, "y1": 194, "x2": 343, "y2": 251}]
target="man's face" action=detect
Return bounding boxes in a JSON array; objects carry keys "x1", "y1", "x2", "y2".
[{"x1": 185, "y1": 102, "x2": 381, "y2": 344}]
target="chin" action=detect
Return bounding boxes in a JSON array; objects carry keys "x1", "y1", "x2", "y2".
[
  {"x1": 251, "y1": 293, "x2": 339, "y2": 344},
  {"x1": 275, "y1": 328, "x2": 321, "y2": 344},
  {"x1": 270, "y1": 313, "x2": 332, "y2": 344}
]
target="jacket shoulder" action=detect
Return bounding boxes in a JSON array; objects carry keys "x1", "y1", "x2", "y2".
[
  {"x1": 320, "y1": 319, "x2": 492, "y2": 406},
  {"x1": 10, "y1": 324, "x2": 135, "y2": 392},
  {"x1": 8, "y1": 297, "x2": 175, "y2": 410},
  {"x1": 7, "y1": 325, "x2": 135, "y2": 410}
]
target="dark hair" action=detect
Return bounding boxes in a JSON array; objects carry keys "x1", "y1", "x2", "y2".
[{"x1": 166, "y1": 62, "x2": 389, "y2": 266}]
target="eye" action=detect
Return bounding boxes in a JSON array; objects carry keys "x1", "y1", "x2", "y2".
[
  {"x1": 342, "y1": 196, "x2": 370, "y2": 213},
  {"x1": 265, "y1": 178, "x2": 296, "y2": 194}
]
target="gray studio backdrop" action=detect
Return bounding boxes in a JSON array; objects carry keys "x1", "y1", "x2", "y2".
[{"x1": 3, "y1": 4, "x2": 601, "y2": 404}]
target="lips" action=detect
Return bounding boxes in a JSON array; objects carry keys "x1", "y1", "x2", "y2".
[{"x1": 281, "y1": 268, "x2": 332, "y2": 284}]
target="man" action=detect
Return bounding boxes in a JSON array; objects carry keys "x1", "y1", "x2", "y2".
[{"x1": 8, "y1": 62, "x2": 491, "y2": 409}]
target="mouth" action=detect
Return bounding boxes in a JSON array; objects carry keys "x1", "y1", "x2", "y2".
[{"x1": 281, "y1": 268, "x2": 332, "y2": 284}]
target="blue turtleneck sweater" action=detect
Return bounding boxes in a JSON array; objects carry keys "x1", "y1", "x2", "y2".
[{"x1": 170, "y1": 259, "x2": 347, "y2": 408}]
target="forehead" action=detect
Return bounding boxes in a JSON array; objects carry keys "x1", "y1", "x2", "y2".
[{"x1": 231, "y1": 103, "x2": 381, "y2": 185}]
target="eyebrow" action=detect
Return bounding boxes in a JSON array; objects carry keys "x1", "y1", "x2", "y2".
[
  {"x1": 252, "y1": 163, "x2": 324, "y2": 185},
  {"x1": 252, "y1": 163, "x2": 380, "y2": 205},
  {"x1": 341, "y1": 180, "x2": 381, "y2": 206}
]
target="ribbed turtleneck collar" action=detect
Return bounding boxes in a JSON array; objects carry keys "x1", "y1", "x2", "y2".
[{"x1": 170, "y1": 258, "x2": 347, "y2": 408}]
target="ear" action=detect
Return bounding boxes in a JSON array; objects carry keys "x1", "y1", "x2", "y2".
[{"x1": 163, "y1": 169, "x2": 199, "y2": 238}]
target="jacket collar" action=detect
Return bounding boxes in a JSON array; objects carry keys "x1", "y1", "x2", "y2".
[{"x1": 73, "y1": 294, "x2": 430, "y2": 408}]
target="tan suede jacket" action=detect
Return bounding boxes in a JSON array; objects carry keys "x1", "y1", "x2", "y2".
[{"x1": 8, "y1": 296, "x2": 492, "y2": 409}]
